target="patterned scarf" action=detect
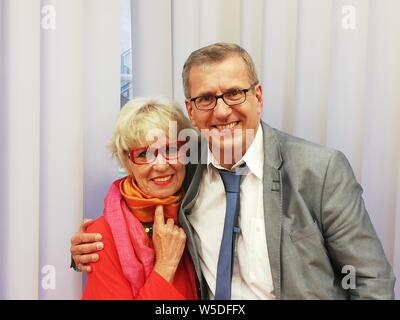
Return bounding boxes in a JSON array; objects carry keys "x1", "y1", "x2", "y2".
[
  {"x1": 103, "y1": 177, "x2": 183, "y2": 298},
  {"x1": 119, "y1": 177, "x2": 183, "y2": 223}
]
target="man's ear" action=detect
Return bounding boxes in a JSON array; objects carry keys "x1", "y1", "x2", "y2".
[
  {"x1": 185, "y1": 99, "x2": 197, "y2": 128},
  {"x1": 255, "y1": 84, "x2": 263, "y2": 115}
]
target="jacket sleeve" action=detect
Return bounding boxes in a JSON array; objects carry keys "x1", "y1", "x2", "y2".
[
  {"x1": 137, "y1": 271, "x2": 186, "y2": 300},
  {"x1": 82, "y1": 217, "x2": 186, "y2": 300},
  {"x1": 320, "y1": 150, "x2": 396, "y2": 299}
]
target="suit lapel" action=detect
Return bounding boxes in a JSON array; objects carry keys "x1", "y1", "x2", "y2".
[
  {"x1": 179, "y1": 136, "x2": 209, "y2": 298},
  {"x1": 261, "y1": 122, "x2": 283, "y2": 299}
]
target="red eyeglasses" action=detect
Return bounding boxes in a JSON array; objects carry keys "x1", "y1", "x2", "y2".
[{"x1": 128, "y1": 140, "x2": 187, "y2": 165}]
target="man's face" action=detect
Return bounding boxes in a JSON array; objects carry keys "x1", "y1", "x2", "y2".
[{"x1": 185, "y1": 55, "x2": 263, "y2": 166}]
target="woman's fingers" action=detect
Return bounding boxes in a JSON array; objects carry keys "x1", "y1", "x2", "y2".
[
  {"x1": 152, "y1": 220, "x2": 187, "y2": 284},
  {"x1": 165, "y1": 218, "x2": 174, "y2": 232},
  {"x1": 178, "y1": 227, "x2": 186, "y2": 240},
  {"x1": 153, "y1": 205, "x2": 165, "y2": 231},
  {"x1": 152, "y1": 205, "x2": 185, "y2": 244}
]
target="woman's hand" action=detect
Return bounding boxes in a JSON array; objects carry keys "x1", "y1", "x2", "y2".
[
  {"x1": 152, "y1": 205, "x2": 186, "y2": 283},
  {"x1": 70, "y1": 219, "x2": 104, "y2": 272}
]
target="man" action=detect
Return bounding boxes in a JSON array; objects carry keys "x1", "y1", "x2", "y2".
[{"x1": 71, "y1": 43, "x2": 395, "y2": 299}]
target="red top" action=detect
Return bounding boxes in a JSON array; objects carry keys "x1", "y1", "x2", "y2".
[{"x1": 82, "y1": 217, "x2": 198, "y2": 300}]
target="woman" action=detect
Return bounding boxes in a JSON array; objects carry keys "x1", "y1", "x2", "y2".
[{"x1": 82, "y1": 97, "x2": 198, "y2": 300}]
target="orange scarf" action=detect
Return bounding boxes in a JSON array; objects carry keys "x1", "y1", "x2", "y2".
[{"x1": 119, "y1": 177, "x2": 183, "y2": 223}]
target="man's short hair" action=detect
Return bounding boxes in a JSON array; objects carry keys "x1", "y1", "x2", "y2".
[{"x1": 182, "y1": 42, "x2": 259, "y2": 98}]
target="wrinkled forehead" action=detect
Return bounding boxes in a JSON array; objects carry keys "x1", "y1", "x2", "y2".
[{"x1": 188, "y1": 59, "x2": 251, "y2": 93}]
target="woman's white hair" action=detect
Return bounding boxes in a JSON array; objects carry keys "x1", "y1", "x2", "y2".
[{"x1": 108, "y1": 97, "x2": 193, "y2": 172}]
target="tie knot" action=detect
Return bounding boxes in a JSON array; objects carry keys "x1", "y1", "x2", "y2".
[{"x1": 218, "y1": 170, "x2": 241, "y2": 193}]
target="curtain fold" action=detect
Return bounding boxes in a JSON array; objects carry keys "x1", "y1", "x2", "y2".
[
  {"x1": 292, "y1": 0, "x2": 332, "y2": 144},
  {"x1": 326, "y1": 0, "x2": 369, "y2": 178},
  {"x1": 241, "y1": 0, "x2": 263, "y2": 81},
  {"x1": 83, "y1": 0, "x2": 121, "y2": 224},
  {"x1": 131, "y1": 0, "x2": 172, "y2": 97},
  {"x1": 171, "y1": 0, "x2": 200, "y2": 104},
  {"x1": 359, "y1": 0, "x2": 400, "y2": 266},
  {"x1": 39, "y1": 0, "x2": 85, "y2": 300},
  {"x1": 261, "y1": 0, "x2": 297, "y2": 134},
  {"x1": 0, "y1": 0, "x2": 120, "y2": 299},
  {"x1": 0, "y1": 0, "x2": 41, "y2": 300}
]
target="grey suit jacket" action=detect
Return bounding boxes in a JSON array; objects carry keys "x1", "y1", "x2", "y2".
[{"x1": 178, "y1": 121, "x2": 395, "y2": 300}]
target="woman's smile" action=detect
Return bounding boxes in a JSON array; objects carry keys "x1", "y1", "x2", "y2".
[{"x1": 151, "y1": 174, "x2": 174, "y2": 186}]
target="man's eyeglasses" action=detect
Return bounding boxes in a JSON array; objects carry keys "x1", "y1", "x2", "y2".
[
  {"x1": 189, "y1": 84, "x2": 258, "y2": 111},
  {"x1": 128, "y1": 140, "x2": 187, "y2": 165}
]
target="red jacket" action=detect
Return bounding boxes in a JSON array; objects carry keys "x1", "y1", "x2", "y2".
[{"x1": 82, "y1": 216, "x2": 198, "y2": 300}]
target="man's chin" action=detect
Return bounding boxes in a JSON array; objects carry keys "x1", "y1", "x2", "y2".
[{"x1": 208, "y1": 138, "x2": 245, "y2": 165}]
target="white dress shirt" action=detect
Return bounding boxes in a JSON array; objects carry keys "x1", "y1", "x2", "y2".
[{"x1": 188, "y1": 124, "x2": 275, "y2": 300}]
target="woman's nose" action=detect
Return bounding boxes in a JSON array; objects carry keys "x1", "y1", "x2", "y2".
[{"x1": 152, "y1": 152, "x2": 169, "y2": 169}]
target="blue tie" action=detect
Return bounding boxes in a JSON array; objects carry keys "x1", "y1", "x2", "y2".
[{"x1": 215, "y1": 169, "x2": 242, "y2": 300}]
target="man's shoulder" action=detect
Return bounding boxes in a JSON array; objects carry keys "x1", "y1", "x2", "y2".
[{"x1": 262, "y1": 122, "x2": 339, "y2": 164}]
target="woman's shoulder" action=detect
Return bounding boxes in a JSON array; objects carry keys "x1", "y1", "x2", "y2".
[
  {"x1": 85, "y1": 216, "x2": 119, "y2": 269},
  {"x1": 86, "y1": 216, "x2": 112, "y2": 238},
  {"x1": 82, "y1": 215, "x2": 135, "y2": 299}
]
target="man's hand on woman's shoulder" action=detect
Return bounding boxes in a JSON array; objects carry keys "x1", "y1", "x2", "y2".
[{"x1": 70, "y1": 219, "x2": 104, "y2": 272}]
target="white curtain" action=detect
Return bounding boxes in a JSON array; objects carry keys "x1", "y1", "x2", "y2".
[
  {"x1": 131, "y1": 0, "x2": 400, "y2": 298},
  {"x1": 0, "y1": 0, "x2": 120, "y2": 299},
  {"x1": 1, "y1": 0, "x2": 399, "y2": 299}
]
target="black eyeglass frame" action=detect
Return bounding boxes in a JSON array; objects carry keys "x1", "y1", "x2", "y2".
[{"x1": 189, "y1": 83, "x2": 258, "y2": 111}]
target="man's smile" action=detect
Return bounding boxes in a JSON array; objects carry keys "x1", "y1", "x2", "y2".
[{"x1": 211, "y1": 121, "x2": 241, "y2": 131}]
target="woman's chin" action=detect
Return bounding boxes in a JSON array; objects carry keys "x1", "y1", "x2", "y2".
[{"x1": 148, "y1": 185, "x2": 178, "y2": 198}]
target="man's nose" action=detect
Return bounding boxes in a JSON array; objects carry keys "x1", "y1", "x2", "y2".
[{"x1": 213, "y1": 97, "x2": 231, "y2": 119}]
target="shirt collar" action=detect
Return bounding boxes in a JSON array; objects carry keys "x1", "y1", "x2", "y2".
[{"x1": 207, "y1": 123, "x2": 264, "y2": 180}]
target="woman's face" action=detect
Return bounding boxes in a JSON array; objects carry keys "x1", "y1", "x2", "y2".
[{"x1": 128, "y1": 140, "x2": 186, "y2": 198}]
